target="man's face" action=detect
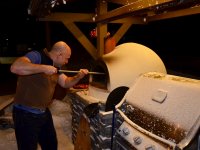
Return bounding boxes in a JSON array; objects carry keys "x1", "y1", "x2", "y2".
[{"x1": 56, "y1": 48, "x2": 71, "y2": 66}]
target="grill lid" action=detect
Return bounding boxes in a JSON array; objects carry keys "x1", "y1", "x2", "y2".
[{"x1": 120, "y1": 72, "x2": 200, "y2": 147}]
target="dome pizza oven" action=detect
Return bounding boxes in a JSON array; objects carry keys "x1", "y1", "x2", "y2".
[{"x1": 88, "y1": 42, "x2": 167, "y2": 103}]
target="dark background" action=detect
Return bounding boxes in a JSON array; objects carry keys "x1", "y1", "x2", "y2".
[{"x1": 0, "y1": 1, "x2": 200, "y2": 95}]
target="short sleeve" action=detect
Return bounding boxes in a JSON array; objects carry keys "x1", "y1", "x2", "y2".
[{"x1": 25, "y1": 51, "x2": 41, "y2": 64}]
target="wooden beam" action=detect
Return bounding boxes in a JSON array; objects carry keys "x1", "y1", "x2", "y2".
[
  {"x1": 40, "y1": 12, "x2": 146, "y2": 24},
  {"x1": 39, "y1": 13, "x2": 145, "y2": 59},
  {"x1": 38, "y1": 10, "x2": 145, "y2": 59},
  {"x1": 111, "y1": 16, "x2": 145, "y2": 24},
  {"x1": 39, "y1": 13, "x2": 94, "y2": 23},
  {"x1": 95, "y1": 0, "x2": 174, "y2": 23},
  {"x1": 106, "y1": 0, "x2": 139, "y2": 5},
  {"x1": 96, "y1": 0, "x2": 108, "y2": 57},
  {"x1": 111, "y1": 16, "x2": 145, "y2": 44},
  {"x1": 62, "y1": 22, "x2": 98, "y2": 60},
  {"x1": 113, "y1": 22, "x2": 133, "y2": 44},
  {"x1": 147, "y1": 5, "x2": 200, "y2": 22},
  {"x1": 40, "y1": 13, "x2": 99, "y2": 59}
]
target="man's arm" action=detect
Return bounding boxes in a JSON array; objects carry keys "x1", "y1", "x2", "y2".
[
  {"x1": 58, "y1": 69, "x2": 88, "y2": 88},
  {"x1": 10, "y1": 56, "x2": 57, "y2": 75}
]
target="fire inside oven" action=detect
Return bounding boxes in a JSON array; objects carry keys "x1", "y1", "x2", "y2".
[{"x1": 89, "y1": 60, "x2": 109, "y2": 90}]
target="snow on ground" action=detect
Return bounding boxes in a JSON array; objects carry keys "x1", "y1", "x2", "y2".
[{"x1": 0, "y1": 95, "x2": 74, "y2": 150}]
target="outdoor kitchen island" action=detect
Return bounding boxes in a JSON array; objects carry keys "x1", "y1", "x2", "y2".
[{"x1": 70, "y1": 42, "x2": 167, "y2": 150}]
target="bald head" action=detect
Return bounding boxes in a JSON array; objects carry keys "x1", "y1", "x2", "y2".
[
  {"x1": 51, "y1": 41, "x2": 70, "y2": 53},
  {"x1": 49, "y1": 41, "x2": 71, "y2": 66}
]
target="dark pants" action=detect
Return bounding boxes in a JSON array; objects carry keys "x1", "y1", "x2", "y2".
[{"x1": 12, "y1": 106, "x2": 57, "y2": 150}]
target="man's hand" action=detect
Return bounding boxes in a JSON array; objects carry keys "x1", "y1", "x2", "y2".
[
  {"x1": 77, "y1": 69, "x2": 89, "y2": 79},
  {"x1": 42, "y1": 65, "x2": 58, "y2": 75},
  {"x1": 58, "y1": 69, "x2": 89, "y2": 88}
]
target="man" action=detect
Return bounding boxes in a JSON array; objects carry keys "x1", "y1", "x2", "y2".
[{"x1": 10, "y1": 41, "x2": 88, "y2": 150}]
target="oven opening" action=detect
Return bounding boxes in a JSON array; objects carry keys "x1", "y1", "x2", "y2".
[{"x1": 89, "y1": 61, "x2": 109, "y2": 90}]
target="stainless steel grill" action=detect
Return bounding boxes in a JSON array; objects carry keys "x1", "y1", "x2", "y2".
[{"x1": 115, "y1": 72, "x2": 200, "y2": 150}]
